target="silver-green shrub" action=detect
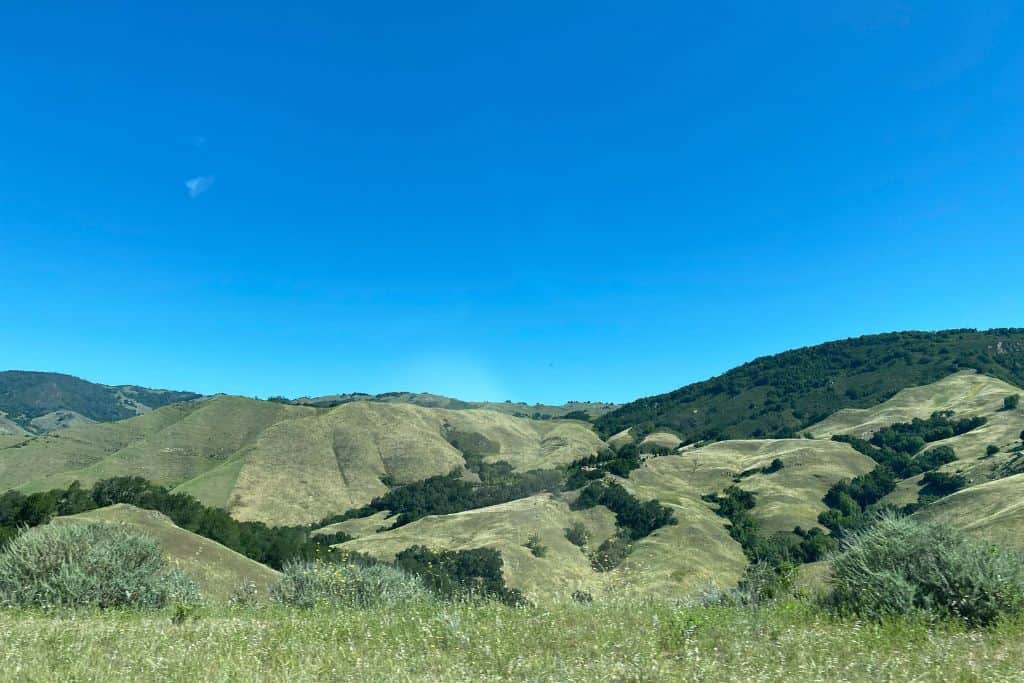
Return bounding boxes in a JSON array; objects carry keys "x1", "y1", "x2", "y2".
[
  {"x1": 0, "y1": 522, "x2": 200, "y2": 608},
  {"x1": 828, "y1": 514, "x2": 1024, "y2": 626},
  {"x1": 271, "y1": 560, "x2": 432, "y2": 608}
]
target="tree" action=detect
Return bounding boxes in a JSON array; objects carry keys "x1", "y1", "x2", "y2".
[{"x1": 1005, "y1": 394, "x2": 1020, "y2": 411}]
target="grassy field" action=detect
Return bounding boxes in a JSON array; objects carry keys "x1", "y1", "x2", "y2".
[{"x1": 0, "y1": 601, "x2": 1021, "y2": 681}]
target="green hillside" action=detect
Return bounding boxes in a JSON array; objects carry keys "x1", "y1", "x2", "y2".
[
  {"x1": 594, "y1": 329, "x2": 1024, "y2": 442},
  {"x1": 1, "y1": 332, "x2": 1023, "y2": 603},
  {"x1": 0, "y1": 397, "x2": 606, "y2": 527},
  {"x1": 0, "y1": 371, "x2": 200, "y2": 434}
]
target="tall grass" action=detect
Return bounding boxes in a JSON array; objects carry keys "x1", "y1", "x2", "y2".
[{"x1": 0, "y1": 600, "x2": 1022, "y2": 681}]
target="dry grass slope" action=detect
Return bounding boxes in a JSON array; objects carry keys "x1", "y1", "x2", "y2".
[
  {"x1": 0, "y1": 397, "x2": 605, "y2": 527},
  {"x1": 53, "y1": 504, "x2": 280, "y2": 602}
]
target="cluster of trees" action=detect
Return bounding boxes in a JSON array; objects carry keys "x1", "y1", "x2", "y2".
[
  {"x1": 572, "y1": 480, "x2": 676, "y2": 539},
  {"x1": 564, "y1": 445, "x2": 641, "y2": 489},
  {"x1": 867, "y1": 411, "x2": 986, "y2": 454},
  {"x1": 393, "y1": 545, "x2": 524, "y2": 605},
  {"x1": 734, "y1": 458, "x2": 784, "y2": 482},
  {"x1": 831, "y1": 410, "x2": 984, "y2": 482},
  {"x1": 570, "y1": 480, "x2": 677, "y2": 572},
  {"x1": 819, "y1": 412, "x2": 987, "y2": 535},
  {"x1": 703, "y1": 486, "x2": 836, "y2": 566},
  {"x1": 0, "y1": 477, "x2": 348, "y2": 568},
  {"x1": 328, "y1": 468, "x2": 564, "y2": 529},
  {"x1": 594, "y1": 329, "x2": 1024, "y2": 443},
  {"x1": 918, "y1": 471, "x2": 968, "y2": 498}
]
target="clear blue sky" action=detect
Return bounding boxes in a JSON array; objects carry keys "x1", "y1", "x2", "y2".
[{"x1": 2, "y1": 2, "x2": 1022, "y2": 404}]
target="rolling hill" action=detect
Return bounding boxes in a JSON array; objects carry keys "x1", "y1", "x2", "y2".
[
  {"x1": 0, "y1": 371, "x2": 201, "y2": 435},
  {"x1": 290, "y1": 392, "x2": 617, "y2": 421},
  {"x1": 0, "y1": 396, "x2": 606, "y2": 526},
  {"x1": 2, "y1": 329, "x2": 1023, "y2": 601},
  {"x1": 594, "y1": 329, "x2": 1024, "y2": 443}
]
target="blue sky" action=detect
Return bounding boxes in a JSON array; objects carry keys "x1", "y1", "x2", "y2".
[{"x1": 1, "y1": 2, "x2": 1022, "y2": 404}]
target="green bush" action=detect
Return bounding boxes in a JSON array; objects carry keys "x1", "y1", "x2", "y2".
[
  {"x1": 828, "y1": 514, "x2": 1024, "y2": 626},
  {"x1": 271, "y1": 560, "x2": 431, "y2": 608},
  {"x1": 564, "y1": 522, "x2": 590, "y2": 549},
  {"x1": 524, "y1": 533, "x2": 547, "y2": 558},
  {"x1": 590, "y1": 535, "x2": 632, "y2": 572},
  {"x1": 0, "y1": 522, "x2": 199, "y2": 608},
  {"x1": 1004, "y1": 394, "x2": 1020, "y2": 411}
]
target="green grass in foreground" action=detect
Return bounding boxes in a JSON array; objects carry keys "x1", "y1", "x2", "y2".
[{"x1": 1, "y1": 601, "x2": 1022, "y2": 682}]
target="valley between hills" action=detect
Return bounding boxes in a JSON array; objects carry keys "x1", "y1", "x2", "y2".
[{"x1": 2, "y1": 329, "x2": 1023, "y2": 603}]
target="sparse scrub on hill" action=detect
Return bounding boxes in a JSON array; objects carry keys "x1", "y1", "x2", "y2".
[
  {"x1": 828, "y1": 514, "x2": 1024, "y2": 626},
  {"x1": 0, "y1": 522, "x2": 199, "y2": 608},
  {"x1": 271, "y1": 560, "x2": 430, "y2": 608}
]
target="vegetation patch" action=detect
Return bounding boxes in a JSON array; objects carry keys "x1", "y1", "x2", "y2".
[
  {"x1": 0, "y1": 477, "x2": 348, "y2": 570},
  {"x1": 828, "y1": 514, "x2": 1024, "y2": 626},
  {"x1": 271, "y1": 560, "x2": 431, "y2": 608},
  {"x1": 703, "y1": 486, "x2": 835, "y2": 566},
  {"x1": 820, "y1": 410, "x2": 987, "y2": 534},
  {"x1": 0, "y1": 522, "x2": 199, "y2": 608},
  {"x1": 394, "y1": 545, "x2": 525, "y2": 605}
]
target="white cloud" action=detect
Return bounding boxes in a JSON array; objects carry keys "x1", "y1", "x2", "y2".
[
  {"x1": 184, "y1": 176, "x2": 215, "y2": 198},
  {"x1": 180, "y1": 135, "x2": 208, "y2": 149}
]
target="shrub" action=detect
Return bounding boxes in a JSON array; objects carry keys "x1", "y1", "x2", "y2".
[
  {"x1": 271, "y1": 560, "x2": 430, "y2": 608},
  {"x1": 524, "y1": 533, "x2": 547, "y2": 558},
  {"x1": 827, "y1": 514, "x2": 1024, "y2": 626},
  {"x1": 734, "y1": 561, "x2": 796, "y2": 606},
  {"x1": 1004, "y1": 394, "x2": 1020, "y2": 411},
  {"x1": 918, "y1": 471, "x2": 967, "y2": 498},
  {"x1": 590, "y1": 535, "x2": 632, "y2": 572},
  {"x1": 987, "y1": 444, "x2": 1000, "y2": 456},
  {"x1": 228, "y1": 580, "x2": 261, "y2": 607},
  {"x1": 0, "y1": 522, "x2": 199, "y2": 608},
  {"x1": 564, "y1": 522, "x2": 590, "y2": 549}
]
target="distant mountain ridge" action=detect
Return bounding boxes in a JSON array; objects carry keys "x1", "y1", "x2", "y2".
[
  {"x1": 285, "y1": 391, "x2": 617, "y2": 421},
  {"x1": 595, "y1": 329, "x2": 1024, "y2": 443},
  {"x1": 0, "y1": 371, "x2": 202, "y2": 435}
]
